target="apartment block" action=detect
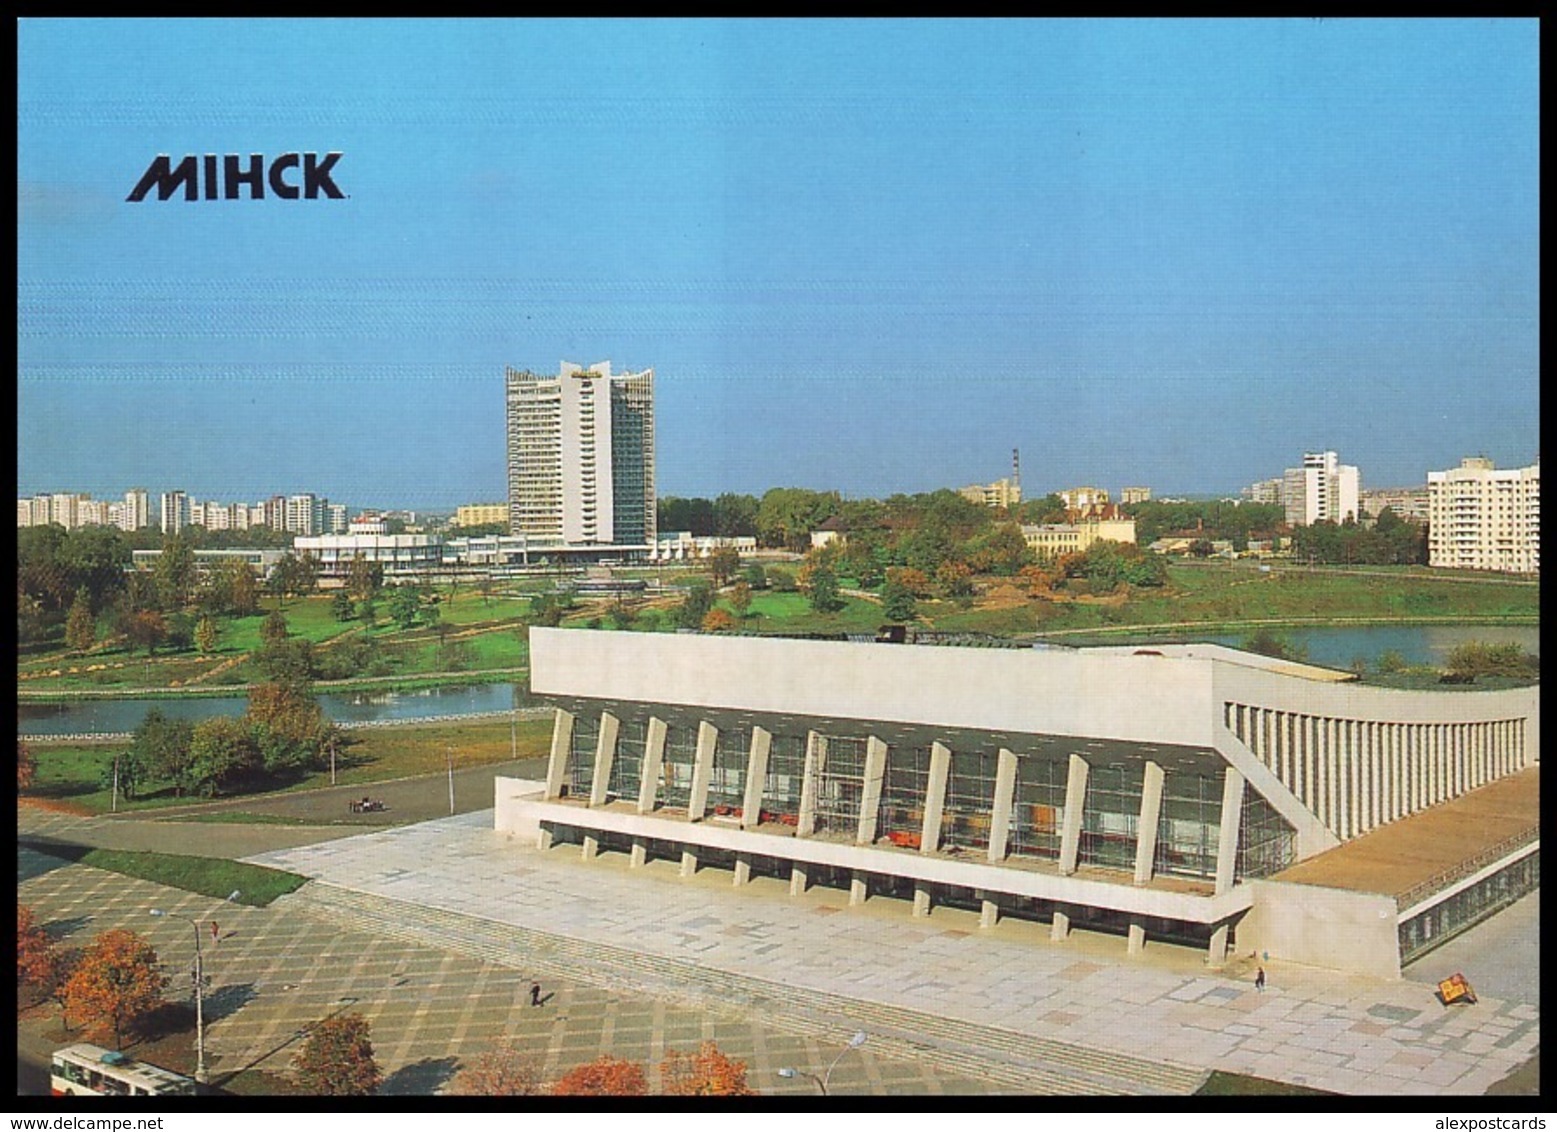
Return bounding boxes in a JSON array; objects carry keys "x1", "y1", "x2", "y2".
[{"x1": 1427, "y1": 458, "x2": 1540, "y2": 574}]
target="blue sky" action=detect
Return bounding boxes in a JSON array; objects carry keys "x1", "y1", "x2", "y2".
[{"x1": 18, "y1": 18, "x2": 1539, "y2": 510}]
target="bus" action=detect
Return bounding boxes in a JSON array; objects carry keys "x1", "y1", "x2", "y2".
[{"x1": 49, "y1": 1043, "x2": 197, "y2": 1097}]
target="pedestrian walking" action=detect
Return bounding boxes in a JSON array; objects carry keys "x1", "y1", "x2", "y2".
[
  {"x1": 1255, "y1": 966, "x2": 1265, "y2": 992},
  {"x1": 530, "y1": 982, "x2": 542, "y2": 1007},
  {"x1": 211, "y1": 921, "x2": 220, "y2": 945}
]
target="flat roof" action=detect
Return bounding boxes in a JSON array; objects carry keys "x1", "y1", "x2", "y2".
[{"x1": 1271, "y1": 766, "x2": 1540, "y2": 901}]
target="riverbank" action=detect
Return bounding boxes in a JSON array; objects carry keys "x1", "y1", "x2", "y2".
[{"x1": 16, "y1": 665, "x2": 532, "y2": 702}]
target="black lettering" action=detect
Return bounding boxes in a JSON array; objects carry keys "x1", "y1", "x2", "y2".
[
  {"x1": 224, "y1": 153, "x2": 265, "y2": 200},
  {"x1": 268, "y1": 153, "x2": 300, "y2": 199},
  {"x1": 204, "y1": 154, "x2": 218, "y2": 200},
  {"x1": 126, "y1": 154, "x2": 197, "y2": 202},
  {"x1": 304, "y1": 152, "x2": 345, "y2": 199}
]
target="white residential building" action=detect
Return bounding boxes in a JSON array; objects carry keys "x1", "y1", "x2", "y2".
[
  {"x1": 1427, "y1": 458, "x2": 1540, "y2": 575},
  {"x1": 506, "y1": 361, "x2": 656, "y2": 552},
  {"x1": 1283, "y1": 452, "x2": 1360, "y2": 527},
  {"x1": 122, "y1": 489, "x2": 150, "y2": 532},
  {"x1": 159, "y1": 491, "x2": 189, "y2": 535}
]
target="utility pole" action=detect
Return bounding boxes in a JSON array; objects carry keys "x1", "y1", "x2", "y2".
[
  {"x1": 447, "y1": 746, "x2": 455, "y2": 815},
  {"x1": 111, "y1": 753, "x2": 120, "y2": 814}
]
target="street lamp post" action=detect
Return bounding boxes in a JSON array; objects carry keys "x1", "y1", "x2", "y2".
[
  {"x1": 150, "y1": 891, "x2": 240, "y2": 1087},
  {"x1": 776, "y1": 1030, "x2": 866, "y2": 1096}
]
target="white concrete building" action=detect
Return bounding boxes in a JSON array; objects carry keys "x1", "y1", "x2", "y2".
[
  {"x1": 1241, "y1": 479, "x2": 1284, "y2": 507},
  {"x1": 159, "y1": 491, "x2": 188, "y2": 535},
  {"x1": 500, "y1": 629, "x2": 1539, "y2": 979},
  {"x1": 121, "y1": 489, "x2": 150, "y2": 532},
  {"x1": 505, "y1": 361, "x2": 656, "y2": 553},
  {"x1": 1283, "y1": 451, "x2": 1360, "y2": 527},
  {"x1": 1427, "y1": 458, "x2": 1540, "y2": 575},
  {"x1": 652, "y1": 532, "x2": 759, "y2": 561},
  {"x1": 1120, "y1": 486, "x2": 1152, "y2": 505},
  {"x1": 292, "y1": 533, "x2": 443, "y2": 576}
]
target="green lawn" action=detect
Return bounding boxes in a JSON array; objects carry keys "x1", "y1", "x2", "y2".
[
  {"x1": 732, "y1": 590, "x2": 887, "y2": 635},
  {"x1": 17, "y1": 841, "x2": 308, "y2": 906},
  {"x1": 23, "y1": 718, "x2": 553, "y2": 816}
]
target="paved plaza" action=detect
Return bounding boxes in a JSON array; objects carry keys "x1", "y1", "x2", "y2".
[{"x1": 245, "y1": 810, "x2": 1539, "y2": 1096}]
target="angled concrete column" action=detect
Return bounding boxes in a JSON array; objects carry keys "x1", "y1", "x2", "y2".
[
  {"x1": 979, "y1": 891, "x2": 999, "y2": 929},
  {"x1": 680, "y1": 849, "x2": 698, "y2": 877},
  {"x1": 581, "y1": 834, "x2": 598, "y2": 861},
  {"x1": 544, "y1": 708, "x2": 575, "y2": 800},
  {"x1": 630, "y1": 839, "x2": 646, "y2": 868},
  {"x1": 741, "y1": 726, "x2": 772, "y2": 829},
  {"x1": 797, "y1": 731, "x2": 826, "y2": 837},
  {"x1": 987, "y1": 748, "x2": 1018, "y2": 862},
  {"x1": 1214, "y1": 768, "x2": 1246, "y2": 896},
  {"x1": 637, "y1": 716, "x2": 668, "y2": 814},
  {"x1": 1133, "y1": 760, "x2": 1165, "y2": 885},
  {"x1": 849, "y1": 871, "x2": 868, "y2": 906},
  {"x1": 1050, "y1": 906, "x2": 1071, "y2": 942},
  {"x1": 789, "y1": 862, "x2": 808, "y2": 896},
  {"x1": 1127, "y1": 920, "x2": 1146, "y2": 955},
  {"x1": 688, "y1": 720, "x2": 719, "y2": 822},
  {"x1": 1058, "y1": 754, "x2": 1090, "y2": 875},
  {"x1": 588, "y1": 711, "x2": 620, "y2": 806},
  {"x1": 920, "y1": 742, "x2": 951, "y2": 854},
  {"x1": 1207, "y1": 923, "x2": 1229, "y2": 967},
  {"x1": 733, "y1": 854, "x2": 751, "y2": 886},
  {"x1": 913, "y1": 884, "x2": 932, "y2": 918},
  {"x1": 857, "y1": 736, "x2": 889, "y2": 845},
  {"x1": 536, "y1": 826, "x2": 554, "y2": 851}
]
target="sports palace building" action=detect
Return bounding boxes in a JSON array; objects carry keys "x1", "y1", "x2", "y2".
[{"x1": 497, "y1": 629, "x2": 1539, "y2": 978}]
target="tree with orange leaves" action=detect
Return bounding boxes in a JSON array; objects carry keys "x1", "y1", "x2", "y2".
[
  {"x1": 17, "y1": 904, "x2": 56, "y2": 988},
  {"x1": 660, "y1": 1041, "x2": 756, "y2": 1096},
  {"x1": 292, "y1": 1011, "x2": 382, "y2": 1096},
  {"x1": 61, "y1": 929, "x2": 167, "y2": 1050},
  {"x1": 701, "y1": 608, "x2": 737, "y2": 633},
  {"x1": 447, "y1": 1041, "x2": 542, "y2": 1096},
  {"x1": 17, "y1": 739, "x2": 36, "y2": 791},
  {"x1": 549, "y1": 1055, "x2": 648, "y2": 1096}
]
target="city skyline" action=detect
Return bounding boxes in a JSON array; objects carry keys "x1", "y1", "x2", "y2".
[{"x1": 19, "y1": 19, "x2": 1539, "y2": 507}]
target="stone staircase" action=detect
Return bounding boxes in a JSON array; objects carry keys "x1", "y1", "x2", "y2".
[{"x1": 279, "y1": 882, "x2": 1207, "y2": 1095}]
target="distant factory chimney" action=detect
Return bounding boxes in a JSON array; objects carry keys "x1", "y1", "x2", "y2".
[{"x1": 1012, "y1": 448, "x2": 1021, "y2": 494}]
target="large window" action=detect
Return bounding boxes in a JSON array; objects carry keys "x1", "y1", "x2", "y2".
[
  {"x1": 566, "y1": 714, "x2": 598, "y2": 797},
  {"x1": 607, "y1": 718, "x2": 647, "y2": 801},
  {"x1": 659, "y1": 724, "x2": 698, "y2": 810},
  {"x1": 1079, "y1": 764, "x2": 1143, "y2": 871},
  {"x1": 1155, "y1": 772, "x2": 1220, "y2": 880},
  {"x1": 1236, "y1": 791, "x2": 1296, "y2": 880},
  {"x1": 1009, "y1": 755, "x2": 1066, "y2": 860},
  {"x1": 942, "y1": 749, "x2": 999, "y2": 853},
  {"x1": 763, "y1": 733, "x2": 807, "y2": 824},
  {"x1": 878, "y1": 745, "x2": 932, "y2": 846},
  {"x1": 814, "y1": 735, "x2": 868, "y2": 837},
  {"x1": 707, "y1": 727, "x2": 750, "y2": 814}
]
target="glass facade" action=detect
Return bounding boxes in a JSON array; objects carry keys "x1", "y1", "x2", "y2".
[
  {"x1": 814, "y1": 735, "x2": 869, "y2": 837},
  {"x1": 1079, "y1": 764, "x2": 1144, "y2": 871},
  {"x1": 1235, "y1": 791, "x2": 1297, "y2": 880},
  {"x1": 607, "y1": 718, "x2": 647, "y2": 800},
  {"x1": 1155, "y1": 772, "x2": 1221, "y2": 880},
  {"x1": 879, "y1": 745, "x2": 932, "y2": 846},
  {"x1": 1009, "y1": 755, "x2": 1066, "y2": 861},
  {"x1": 566, "y1": 714, "x2": 598, "y2": 797},
  {"x1": 1398, "y1": 852, "x2": 1539, "y2": 965},
  {"x1": 660, "y1": 724, "x2": 698, "y2": 810},
  {"x1": 763, "y1": 733, "x2": 807, "y2": 823},
  {"x1": 708, "y1": 726, "x2": 750, "y2": 813},
  {"x1": 942, "y1": 750, "x2": 999, "y2": 853}
]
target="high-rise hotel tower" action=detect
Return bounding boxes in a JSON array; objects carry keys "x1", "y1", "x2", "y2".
[{"x1": 505, "y1": 361, "x2": 656, "y2": 550}]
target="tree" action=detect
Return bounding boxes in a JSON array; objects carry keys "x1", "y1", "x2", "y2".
[
  {"x1": 187, "y1": 716, "x2": 263, "y2": 796},
  {"x1": 62, "y1": 929, "x2": 167, "y2": 1050},
  {"x1": 254, "y1": 638, "x2": 317, "y2": 686},
  {"x1": 1242, "y1": 628, "x2": 1305, "y2": 662},
  {"x1": 676, "y1": 582, "x2": 715, "y2": 630},
  {"x1": 17, "y1": 904, "x2": 57, "y2": 988},
  {"x1": 1188, "y1": 539, "x2": 1215, "y2": 558},
  {"x1": 123, "y1": 609, "x2": 167, "y2": 655},
  {"x1": 224, "y1": 559, "x2": 261, "y2": 617},
  {"x1": 153, "y1": 535, "x2": 196, "y2": 611},
  {"x1": 606, "y1": 595, "x2": 638, "y2": 631},
  {"x1": 194, "y1": 615, "x2": 219, "y2": 655},
  {"x1": 528, "y1": 590, "x2": 563, "y2": 628},
  {"x1": 331, "y1": 591, "x2": 355, "y2": 622},
  {"x1": 935, "y1": 559, "x2": 974, "y2": 601},
  {"x1": 356, "y1": 597, "x2": 378, "y2": 627},
  {"x1": 18, "y1": 739, "x2": 37, "y2": 791},
  {"x1": 706, "y1": 546, "x2": 741, "y2": 587},
  {"x1": 741, "y1": 563, "x2": 767, "y2": 590},
  {"x1": 292, "y1": 1011, "x2": 382, "y2": 1096},
  {"x1": 660, "y1": 1042, "x2": 757, "y2": 1096},
  {"x1": 65, "y1": 589, "x2": 97, "y2": 653},
  {"x1": 549, "y1": 1055, "x2": 648, "y2": 1097},
  {"x1": 448, "y1": 1042, "x2": 542, "y2": 1096},
  {"x1": 128, "y1": 710, "x2": 195, "y2": 796},
  {"x1": 346, "y1": 553, "x2": 383, "y2": 602},
  {"x1": 701, "y1": 608, "x2": 737, "y2": 633},
  {"x1": 388, "y1": 586, "x2": 422, "y2": 631},
  {"x1": 1444, "y1": 641, "x2": 1538, "y2": 681},
  {"x1": 881, "y1": 577, "x2": 917, "y2": 622},
  {"x1": 1376, "y1": 649, "x2": 1408, "y2": 675},
  {"x1": 261, "y1": 609, "x2": 290, "y2": 648},
  {"x1": 247, "y1": 681, "x2": 329, "y2": 776},
  {"x1": 888, "y1": 566, "x2": 932, "y2": 598},
  {"x1": 728, "y1": 580, "x2": 753, "y2": 618}
]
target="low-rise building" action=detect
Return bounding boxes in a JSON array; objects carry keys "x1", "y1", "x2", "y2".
[
  {"x1": 292, "y1": 533, "x2": 444, "y2": 576},
  {"x1": 456, "y1": 503, "x2": 510, "y2": 528},
  {"x1": 959, "y1": 478, "x2": 1022, "y2": 510},
  {"x1": 1021, "y1": 517, "x2": 1137, "y2": 560},
  {"x1": 1058, "y1": 486, "x2": 1110, "y2": 512},
  {"x1": 1361, "y1": 487, "x2": 1430, "y2": 524},
  {"x1": 653, "y1": 532, "x2": 758, "y2": 561}
]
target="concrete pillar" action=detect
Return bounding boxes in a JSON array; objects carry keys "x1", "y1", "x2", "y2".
[
  {"x1": 920, "y1": 741, "x2": 951, "y2": 853},
  {"x1": 581, "y1": 834, "x2": 598, "y2": 861},
  {"x1": 856, "y1": 736, "x2": 889, "y2": 844},
  {"x1": 1214, "y1": 767, "x2": 1245, "y2": 895},
  {"x1": 1357, "y1": 721, "x2": 1372, "y2": 834},
  {"x1": 1208, "y1": 923, "x2": 1229, "y2": 967},
  {"x1": 1127, "y1": 920, "x2": 1146, "y2": 955},
  {"x1": 789, "y1": 862, "x2": 808, "y2": 896},
  {"x1": 680, "y1": 849, "x2": 698, "y2": 877},
  {"x1": 987, "y1": 748, "x2": 1018, "y2": 862},
  {"x1": 797, "y1": 731, "x2": 825, "y2": 837},
  {"x1": 688, "y1": 720, "x2": 718, "y2": 821},
  {"x1": 588, "y1": 711, "x2": 620, "y2": 806},
  {"x1": 1058, "y1": 754, "x2": 1090, "y2": 875},
  {"x1": 1325, "y1": 717, "x2": 1340, "y2": 834},
  {"x1": 741, "y1": 726, "x2": 772, "y2": 829},
  {"x1": 979, "y1": 891, "x2": 999, "y2": 929},
  {"x1": 638, "y1": 716, "x2": 668, "y2": 814},
  {"x1": 912, "y1": 884, "x2": 932, "y2": 918},
  {"x1": 544, "y1": 708, "x2": 574, "y2": 800},
  {"x1": 630, "y1": 840, "x2": 646, "y2": 868},
  {"x1": 733, "y1": 854, "x2": 751, "y2": 886},
  {"x1": 849, "y1": 871, "x2": 868, "y2": 906},
  {"x1": 537, "y1": 826, "x2": 554, "y2": 851},
  {"x1": 1133, "y1": 760, "x2": 1165, "y2": 886},
  {"x1": 1051, "y1": 907, "x2": 1071, "y2": 942}
]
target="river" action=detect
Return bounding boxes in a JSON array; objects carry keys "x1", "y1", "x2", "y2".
[{"x1": 16, "y1": 623, "x2": 1539, "y2": 738}]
